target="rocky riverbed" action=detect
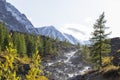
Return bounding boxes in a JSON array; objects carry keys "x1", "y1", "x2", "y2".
[{"x1": 43, "y1": 50, "x2": 91, "y2": 80}]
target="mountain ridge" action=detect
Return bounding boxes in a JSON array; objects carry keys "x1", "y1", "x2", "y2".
[
  {"x1": 0, "y1": 0, "x2": 80, "y2": 44},
  {"x1": 0, "y1": 0, "x2": 37, "y2": 33},
  {"x1": 36, "y1": 26, "x2": 80, "y2": 44}
]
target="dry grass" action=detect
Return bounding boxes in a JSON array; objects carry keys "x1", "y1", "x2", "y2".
[
  {"x1": 101, "y1": 65, "x2": 119, "y2": 73},
  {"x1": 100, "y1": 65, "x2": 120, "y2": 79}
]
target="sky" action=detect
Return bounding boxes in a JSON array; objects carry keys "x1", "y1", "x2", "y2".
[{"x1": 7, "y1": 0, "x2": 120, "y2": 41}]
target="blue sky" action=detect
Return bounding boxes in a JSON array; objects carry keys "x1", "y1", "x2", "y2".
[{"x1": 7, "y1": 0, "x2": 120, "y2": 40}]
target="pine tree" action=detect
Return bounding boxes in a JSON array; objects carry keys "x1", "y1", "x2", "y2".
[
  {"x1": 46, "y1": 39, "x2": 53, "y2": 55},
  {"x1": 81, "y1": 45, "x2": 90, "y2": 62},
  {"x1": 19, "y1": 34, "x2": 26, "y2": 54},
  {"x1": 90, "y1": 12, "x2": 111, "y2": 68},
  {"x1": 25, "y1": 34, "x2": 35, "y2": 57},
  {"x1": 13, "y1": 33, "x2": 26, "y2": 55},
  {"x1": 42, "y1": 37, "x2": 47, "y2": 57},
  {"x1": 0, "y1": 22, "x2": 8, "y2": 51}
]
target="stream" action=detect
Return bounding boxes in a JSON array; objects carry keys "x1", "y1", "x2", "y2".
[{"x1": 43, "y1": 50, "x2": 91, "y2": 80}]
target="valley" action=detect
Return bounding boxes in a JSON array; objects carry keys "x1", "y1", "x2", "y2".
[
  {"x1": 0, "y1": 0, "x2": 120, "y2": 80},
  {"x1": 43, "y1": 50, "x2": 91, "y2": 80}
]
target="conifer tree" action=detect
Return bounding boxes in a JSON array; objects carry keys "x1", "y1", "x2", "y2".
[
  {"x1": 13, "y1": 33, "x2": 26, "y2": 55},
  {"x1": 42, "y1": 37, "x2": 47, "y2": 57},
  {"x1": 81, "y1": 45, "x2": 90, "y2": 62},
  {"x1": 46, "y1": 39, "x2": 52, "y2": 55},
  {"x1": 0, "y1": 22, "x2": 8, "y2": 51},
  {"x1": 90, "y1": 12, "x2": 111, "y2": 68},
  {"x1": 25, "y1": 34, "x2": 35, "y2": 57},
  {"x1": 19, "y1": 34, "x2": 26, "y2": 54}
]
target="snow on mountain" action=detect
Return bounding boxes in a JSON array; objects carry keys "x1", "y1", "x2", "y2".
[
  {"x1": 6, "y1": 3, "x2": 34, "y2": 32},
  {"x1": 36, "y1": 26, "x2": 80, "y2": 44},
  {"x1": 64, "y1": 33, "x2": 80, "y2": 44},
  {"x1": 0, "y1": 0, "x2": 37, "y2": 34},
  {"x1": 0, "y1": 0, "x2": 85, "y2": 44},
  {"x1": 36, "y1": 26, "x2": 67, "y2": 41}
]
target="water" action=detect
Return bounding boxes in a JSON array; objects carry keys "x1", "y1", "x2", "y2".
[
  {"x1": 44, "y1": 50, "x2": 91, "y2": 80},
  {"x1": 64, "y1": 51, "x2": 76, "y2": 63}
]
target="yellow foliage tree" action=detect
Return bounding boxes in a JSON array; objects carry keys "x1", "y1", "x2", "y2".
[
  {"x1": 26, "y1": 48, "x2": 48, "y2": 80},
  {"x1": 102, "y1": 57, "x2": 113, "y2": 66},
  {"x1": 0, "y1": 34, "x2": 48, "y2": 80},
  {"x1": 0, "y1": 36, "x2": 20, "y2": 80}
]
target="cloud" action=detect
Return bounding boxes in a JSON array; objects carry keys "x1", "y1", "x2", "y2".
[
  {"x1": 67, "y1": 28, "x2": 86, "y2": 35},
  {"x1": 57, "y1": 23, "x2": 93, "y2": 41}
]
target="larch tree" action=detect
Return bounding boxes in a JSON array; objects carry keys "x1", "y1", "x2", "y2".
[{"x1": 90, "y1": 12, "x2": 111, "y2": 68}]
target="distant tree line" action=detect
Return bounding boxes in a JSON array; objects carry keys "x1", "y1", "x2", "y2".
[{"x1": 0, "y1": 22, "x2": 57, "y2": 58}]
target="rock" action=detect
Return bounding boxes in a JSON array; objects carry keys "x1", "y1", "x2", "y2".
[
  {"x1": 18, "y1": 64, "x2": 30, "y2": 75},
  {"x1": 110, "y1": 37, "x2": 120, "y2": 66},
  {"x1": 43, "y1": 50, "x2": 90, "y2": 80},
  {"x1": 68, "y1": 75, "x2": 83, "y2": 80}
]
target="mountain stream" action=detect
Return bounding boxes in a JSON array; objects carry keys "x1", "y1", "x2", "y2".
[{"x1": 43, "y1": 50, "x2": 91, "y2": 80}]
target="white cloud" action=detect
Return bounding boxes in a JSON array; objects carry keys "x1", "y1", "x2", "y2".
[
  {"x1": 57, "y1": 23, "x2": 93, "y2": 41},
  {"x1": 8, "y1": 0, "x2": 120, "y2": 39}
]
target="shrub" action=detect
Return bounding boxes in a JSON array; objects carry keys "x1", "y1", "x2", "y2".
[{"x1": 102, "y1": 57, "x2": 113, "y2": 66}]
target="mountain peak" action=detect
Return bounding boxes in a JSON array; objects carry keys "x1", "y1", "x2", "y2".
[
  {"x1": 48, "y1": 25, "x2": 55, "y2": 28},
  {"x1": 36, "y1": 26, "x2": 80, "y2": 44},
  {"x1": 0, "y1": 1, "x2": 37, "y2": 34},
  {"x1": 0, "y1": 1, "x2": 80, "y2": 44}
]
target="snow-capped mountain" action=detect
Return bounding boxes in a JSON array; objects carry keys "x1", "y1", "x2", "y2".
[
  {"x1": 64, "y1": 33, "x2": 80, "y2": 44},
  {"x1": 0, "y1": 0, "x2": 80, "y2": 44},
  {"x1": 36, "y1": 26, "x2": 80, "y2": 44},
  {"x1": 0, "y1": 0, "x2": 37, "y2": 34},
  {"x1": 36, "y1": 26, "x2": 66, "y2": 41}
]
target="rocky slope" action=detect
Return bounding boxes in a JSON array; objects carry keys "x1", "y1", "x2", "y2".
[
  {"x1": 69, "y1": 67, "x2": 120, "y2": 80},
  {"x1": 43, "y1": 50, "x2": 91, "y2": 80},
  {"x1": 0, "y1": 0, "x2": 37, "y2": 34},
  {"x1": 69, "y1": 37, "x2": 120, "y2": 80},
  {"x1": 110, "y1": 37, "x2": 120, "y2": 66}
]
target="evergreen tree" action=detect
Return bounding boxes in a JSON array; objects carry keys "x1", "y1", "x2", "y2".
[
  {"x1": 0, "y1": 22, "x2": 8, "y2": 51},
  {"x1": 12, "y1": 32, "x2": 18, "y2": 51},
  {"x1": 90, "y1": 12, "x2": 111, "y2": 68},
  {"x1": 46, "y1": 39, "x2": 52, "y2": 55},
  {"x1": 19, "y1": 34, "x2": 26, "y2": 54},
  {"x1": 13, "y1": 33, "x2": 26, "y2": 55},
  {"x1": 42, "y1": 37, "x2": 47, "y2": 57},
  {"x1": 81, "y1": 45, "x2": 90, "y2": 62},
  {"x1": 25, "y1": 34, "x2": 35, "y2": 57},
  {"x1": 35, "y1": 36, "x2": 42, "y2": 54}
]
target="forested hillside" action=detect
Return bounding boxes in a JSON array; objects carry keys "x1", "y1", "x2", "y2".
[
  {"x1": 1, "y1": 0, "x2": 120, "y2": 79},
  {"x1": 0, "y1": 22, "x2": 79, "y2": 80}
]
